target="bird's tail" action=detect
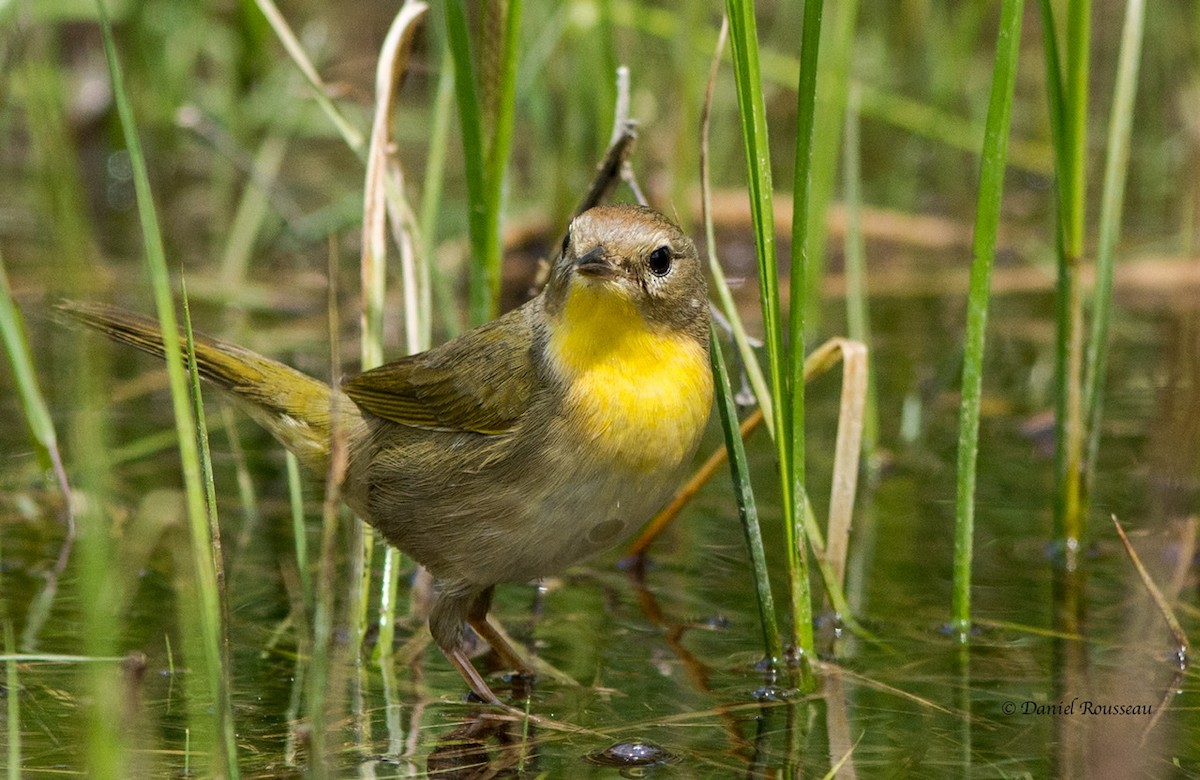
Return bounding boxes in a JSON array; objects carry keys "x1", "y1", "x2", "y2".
[{"x1": 57, "y1": 300, "x2": 353, "y2": 475}]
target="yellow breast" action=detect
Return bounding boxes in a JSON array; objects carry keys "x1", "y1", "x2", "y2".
[{"x1": 547, "y1": 284, "x2": 713, "y2": 472}]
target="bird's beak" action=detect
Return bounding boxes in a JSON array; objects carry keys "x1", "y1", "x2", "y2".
[{"x1": 574, "y1": 246, "x2": 617, "y2": 278}]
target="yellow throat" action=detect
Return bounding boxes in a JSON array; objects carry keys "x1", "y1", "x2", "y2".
[{"x1": 547, "y1": 282, "x2": 712, "y2": 471}]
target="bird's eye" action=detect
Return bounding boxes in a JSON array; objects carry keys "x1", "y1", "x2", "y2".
[
  {"x1": 560, "y1": 231, "x2": 571, "y2": 258},
  {"x1": 648, "y1": 246, "x2": 673, "y2": 276}
]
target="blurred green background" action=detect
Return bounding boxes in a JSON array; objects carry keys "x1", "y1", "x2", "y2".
[{"x1": 2, "y1": 1, "x2": 1198, "y2": 776}]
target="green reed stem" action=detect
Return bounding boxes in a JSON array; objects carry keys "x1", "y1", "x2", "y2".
[
  {"x1": 802, "y1": 0, "x2": 859, "y2": 331},
  {"x1": 1, "y1": 256, "x2": 76, "y2": 645},
  {"x1": 181, "y1": 288, "x2": 239, "y2": 770},
  {"x1": 222, "y1": 407, "x2": 263, "y2": 567},
  {"x1": 308, "y1": 245, "x2": 349, "y2": 775},
  {"x1": 700, "y1": 18, "x2": 773, "y2": 434},
  {"x1": 842, "y1": 88, "x2": 878, "y2": 458},
  {"x1": 213, "y1": 96, "x2": 297, "y2": 544},
  {"x1": 96, "y1": 5, "x2": 238, "y2": 773},
  {"x1": 74, "y1": 417, "x2": 126, "y2": 777},
  {"x1": 710, "y1": 329, "x2": 782, "y2": 664},
  {"x1": 724, "y1": 0, "x2": 806, "y2": 667},
  {"x1": 181, "y1": 288, "x2": 232, "y2": 655},
  {"x1": 24, "y1": 34, "x2": 127, "y2": 769},
  {"x1": 698, "y1": 21, "x2": 778, "y2": 659},
  {"x1": 420, "y1": 48, "x2": 460, "y2": 339},
  {"x1": 1083, "y1": 0, "x2": 1145, "y2": 509},
  {"x1": 444, "y1": 0, "x2": 487, "y2": 323},
  {"x1": 1064, "y1": 1, "x2": 1091, "y2": 261},
  {"x1": 21, "y1": 34, "x2": 148, "y2": 664},
  {"x1": 786, "y1": 0, "x2": 825, "y2": 670},
  {"x1": 0, "y1": 257, "x2": 70, "y2": 501},
  {"x1": 445, "y1": 0, "x2": 521, "y2": 325},
  {"x1": 1051, "y1": 0, "x2": 1092, "y2": 554},
  {"x1": 286, "y1": 452, "x2": 311, "y2": 604},
  {"x1": 606, "y1": 0, "x2": 1052, "y2": 174},
  {"x1": 1035, "y1": 0, "x2": 1077, "y2": 564},
  {"x1": 952, "y1": 0, "x2": 1025, "y2": 637},
  {"x1": 1035, "y1": 0, "x2": 1068, "y2": 180},
  {"x1": 789, "y1": 0, "x2": 822, "y2": 407},
  {"x1": 484, "y1": 0, "x2": 521, "y2": 309},
  {"x1": 218, "y1": 132, "x2": 290, "y2": 289}
]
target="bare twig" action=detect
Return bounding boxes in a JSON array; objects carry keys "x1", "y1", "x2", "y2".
[
  {"x1": 816, "y1": 338, "x2": 867, "y2": 589},
  {"x1": 253, "y1": 0, "x2": 365, "y2": 151},
  {"x1": 1110, "y1": 514, "x2": 1192, "y2": 746},
  {"x1": 1111, "y1": 514, "x2": 1191, "y2": 655},
  {"x1": 572, "y1": 127, "x2": 639, "y2": 219},
  {"x1": 570, "y1": 66, "x2": 641, "y2": 220},
  {"x1": 362, "y1": 1, "x2": 429, "y2": 365},
  {"x1": 537, "y1": 67, "x2": 640, "y2": 293}
]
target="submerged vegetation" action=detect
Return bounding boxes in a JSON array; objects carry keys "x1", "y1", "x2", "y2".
[{"x1": 2, "y1": 0, "x2": 1198, "y2": 776}]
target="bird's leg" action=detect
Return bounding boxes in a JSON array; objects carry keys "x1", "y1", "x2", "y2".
[
  {"x1": 445, "y1": 647, "x2": 504, "y2": 705},
  {"x1": 430, "y1": 584, "x2": 504, "y2": 703},
  {"x1": 467, "y1": 586, "x2": 533, "y2": 677}
]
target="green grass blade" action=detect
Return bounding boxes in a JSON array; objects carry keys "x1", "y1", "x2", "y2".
[
  {"x1": 73, "y1": 411, "x2": 126, "y2": 777},
  {"x1": 801, "y1": 0, "x2": 859, "y2": 331},
  {"x1": 481, "y1": 0, "x2": 522, "y2": 314},
  {"x1": 180, "y1": 286, "x2": 237, "y2": 753},
  {"x1": 419, "y1": 48, "x2": 461, "y2": 339},
  {"x1": 1064, "y1": 0, "x2": 1091, "y2": 260},
  {"x1": 606, "y1": 1, "x2": 1052, "y2": 174},
  {"x1": 786, "y1": 0, "x2": 826, "y2": 669},
  {"x1": 0, "y1": 258, "x2": 60, "y2": 477},
  {"x1": 723, "y1": 0, "x2": 786, "y2": 451},
  {"x1": 217, "y1": 132, "x2": 291, "y2": 289},
  {"x1": 842, "y1": 88, "x2": 878, "y2": 458},
  {"x1": 1053, "y1": 0, "x2": 1092, "y2": 550},
  {"x1": 1034, "y1": 0, "x2": 1069, "y2": 219},
  {"x1": 306, "y1": 257, "x2": 350, "y2": 774},
  {"x1": 700, "y1": 18, "x2": 773, "y2": 435},
  {"x1": 1083, "y1": 0, "x2": 1145, "y2": 506},
  {"x1": 252, "y1": 0, "x2": 364, "y2": 152},
  {"x1": 55, "y1": 142, "x2": 129, "y2": 780},
  {"x1": 445, "y1": 0, "x2": 492, "y2": 325},
  {"x1": 1034, "y1": 0, "x2": 1074, "y2": 558},
  {"x1": 286, "y1": 452, "x2": 311, "y2": 605},
  {"x1": 221, "y1": 407, "x2": 263, "y2": 564},
  {"x1": 952, "y1": 0, "x2": 1025, "y2": 637},
  {"x1": 789, "y1": 0, "x2": 823, "y2": 460},
  {"x1": 724, "y1": 0, "x2": 805, "y2": 664},
  {"x1": 697, "y1": 22, "x2": 780, "y2": 660},
  {"x1": 95, "y1": 3, "x2": 238, "y2": 773},
  {"x1": 0, "y1": 654, "x2": 129, "y2": 664},
  {"x1": 0, "y1": 257, "x2": 76, "y2": 641},
  {"x1": 180, "y1": 284, "x2": 230, "y2": 628},
  {"x1": 710, "y1": 328, "x2": 782, "y2": 664}
]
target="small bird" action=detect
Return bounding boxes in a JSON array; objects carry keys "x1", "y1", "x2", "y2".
[{"x1": 60, "y1": 204, "x2": 713, "y2": 704}]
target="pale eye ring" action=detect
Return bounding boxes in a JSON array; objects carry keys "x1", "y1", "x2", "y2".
[{"x1": 648, "y1": 246, "x2": 672, "y2": 276}]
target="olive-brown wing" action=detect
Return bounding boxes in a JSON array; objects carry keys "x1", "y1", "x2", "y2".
[{"x1": 341, "y1": 307, "x2": 539, "y2": 435}]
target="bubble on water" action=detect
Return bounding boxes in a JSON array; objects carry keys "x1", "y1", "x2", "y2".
[{"x1": 586, "y1": 739, "x2": 675, "y2": 770}]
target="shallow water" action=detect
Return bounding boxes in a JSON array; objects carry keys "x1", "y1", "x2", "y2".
[{"x1": 2, "y1": 285, "x2": 1197, "y2": 777}]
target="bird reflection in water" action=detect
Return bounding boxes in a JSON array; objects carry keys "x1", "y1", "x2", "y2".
[{"x1": 425, "y1": 712, "x2": 533, "y2": 779}]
